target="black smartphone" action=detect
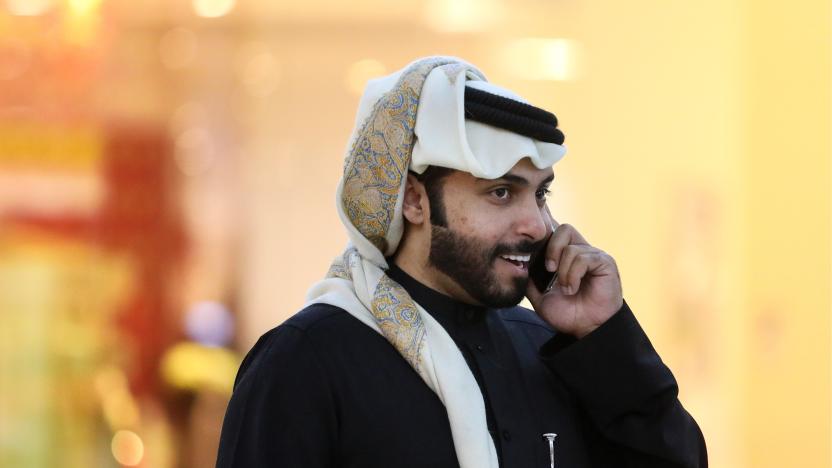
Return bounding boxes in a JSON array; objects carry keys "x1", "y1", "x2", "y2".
[{"x1": 529, "y1": 234, "x2": 558, "y2": 293}]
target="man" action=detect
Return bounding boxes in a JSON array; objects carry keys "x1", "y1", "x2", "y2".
[{"x1": 216, "y1": 56, "x2": 707, "y2": 467}]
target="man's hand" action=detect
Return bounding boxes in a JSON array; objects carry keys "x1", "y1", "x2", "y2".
[{"x1": 526, "y1": 208, "x2": 623, "y2": 339}]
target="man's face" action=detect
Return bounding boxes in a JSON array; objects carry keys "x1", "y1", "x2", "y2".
[{"x1": 426, "y1": 158, "x2": 554, "y2": 308}]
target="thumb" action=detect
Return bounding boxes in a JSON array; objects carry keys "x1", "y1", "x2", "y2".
[{"x1": 526, "y1": 277, "x2": 565, "y2": 306}]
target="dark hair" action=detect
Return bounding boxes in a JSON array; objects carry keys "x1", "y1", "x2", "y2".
[{"x1": 411, "y1": 166, "x2": 454, "y2": 227}]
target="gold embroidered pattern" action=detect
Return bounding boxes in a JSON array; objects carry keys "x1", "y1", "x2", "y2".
[
  {"x1": 341, "y1": 57, "x2": 454, "y2": 253},
  {"x1": 326, "y1": 248, "x2": 356, "y2": 281},
  {"x1": 334, "y1": 57, "x2": 484, "y2": 376},
  {"x1": 372, "y1": 274, "x2": 426, "y2": 370}
]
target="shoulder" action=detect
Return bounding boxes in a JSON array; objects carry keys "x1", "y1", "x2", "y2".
[
  {"x1": 233, "y1": 303, "x2": 360, "y2": 388},
  {"x1": 496, "y1": 305, "x2": 555, "y2": 332},
  {"x1": 282, "y1": 302, "x2": 355, "y2": 332},
  {"x1": 246, "y1": 302, "x2": 365, "y2": 357},
  {"x1": 245, "y1": 303, "x2": 348, "y2": 352}
]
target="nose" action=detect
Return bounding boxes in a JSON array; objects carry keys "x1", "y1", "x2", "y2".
[{"x1": 515, "y1": 198, "x2": 549, "y2": 242}]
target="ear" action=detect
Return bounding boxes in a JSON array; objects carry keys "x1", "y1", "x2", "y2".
[{"x1": 402, "y1": 173, "x2": 429, "y2": 226}]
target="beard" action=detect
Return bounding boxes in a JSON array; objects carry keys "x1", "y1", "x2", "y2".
[{"x1": 428, "y1": 224, "x2": 543, "y2": 308}]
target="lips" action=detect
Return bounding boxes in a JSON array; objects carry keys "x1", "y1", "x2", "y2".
[{"x1": 498, "y1": 253, "x2": 530, "y2": 270}]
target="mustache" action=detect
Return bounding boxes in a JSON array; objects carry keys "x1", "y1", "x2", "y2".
[{"x1": 491, "y1": 238, "x2": 547, "y2": 258}]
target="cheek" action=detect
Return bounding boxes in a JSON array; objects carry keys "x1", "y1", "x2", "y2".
[
  {"x1": 444, "y1": 194, "x2": 509, "y2": 243},
  {"x1": 449, "y1": 214, "x2": 505, "y2": 246}
]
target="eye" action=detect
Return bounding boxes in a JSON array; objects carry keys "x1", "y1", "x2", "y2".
[
  {"x1": 536, "y1": 188, "x2": 552, "y2": 201},
  {"x1": 492, "y1": 187, "x2": 510, "y2": 200}
]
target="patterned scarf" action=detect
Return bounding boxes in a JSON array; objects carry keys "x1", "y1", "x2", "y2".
[{"x1": 304, "y1": 57, "x2": 500, "y2": 468}]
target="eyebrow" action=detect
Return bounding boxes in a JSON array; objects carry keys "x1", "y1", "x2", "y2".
[{"x1": 482, "y1": 172, "x2": 555, "y2": 187}]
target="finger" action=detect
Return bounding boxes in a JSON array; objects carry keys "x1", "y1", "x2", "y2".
[
  {"x1": 541, "y1": 205, "x2": 558, "y2": 269},
  {"x1": 559, "y1": 223, "x2": 590, "y2": 245},
  {"x1": 562, "y1": 251, "x2": 616, "y2": 295},
  {"x1": 556, "y1": 245, "x2": 594, "y2": 291},
  {"x1": 545, "y1": 223, "x2": 590, "y2": 272},
  {"x1": 526, "y1": 269, "x2": 564, "y2": 304},
  {"x1": 561, "y1": 252, "x2": 604, "y2": 295},
  {"x1": 543, "y1": 205, "x2": 559, "y2": 233}
]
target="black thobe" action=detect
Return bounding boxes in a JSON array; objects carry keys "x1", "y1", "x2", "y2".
[{"x1": 216, "y1": 264, "x2": 707, "y2": 467}]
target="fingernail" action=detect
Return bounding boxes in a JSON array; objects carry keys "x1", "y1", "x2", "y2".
[
  {"x1": 560, "y1": 285, "x2": 570, "y2": 295},
  {"x1": 546, "y1": 260, "x2": 557, "y2": 272}
]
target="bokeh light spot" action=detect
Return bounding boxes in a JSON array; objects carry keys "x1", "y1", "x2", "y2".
[
  {"x1": 500, "y1": 38, "x2": 579, "y2": 81},
  {"x1": 236, "y1": 43, "x2": 280, "y2": 98},
  {"x1": 160, "y1": 342, "x2": 239, "y2": 393},
  {"x1": 185, "y1": 301, "x2": 234, "y2": 347},
  {"x1": 345, "y1": 59, "x2": 387, "y2": 95},
  {"x1": 5, "y1": 0, "x2": 53, "y2": 16},
  {"x1": 192, "y1": 0, "x2": 235, "y2": 18},
  {"x1": 423, "y1": 0, "x2": 502, "y2": 33},
  {"x1": 111, "y1": 430, "x2": 144, "y2": 466},
  {"x1": 67, "y1": 0, "x2": 102, "y2": 16}
]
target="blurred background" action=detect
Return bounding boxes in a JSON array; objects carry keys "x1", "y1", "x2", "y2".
[{"x1": 0, "y1": 0, "x2": 828, "y2": 467}]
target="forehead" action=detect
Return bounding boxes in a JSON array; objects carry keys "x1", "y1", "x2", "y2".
[{"x1": 448, "y1": 158, "x2": 554, "y2": 186}]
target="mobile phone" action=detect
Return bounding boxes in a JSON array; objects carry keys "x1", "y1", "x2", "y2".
[{"x1": 529, "y1": 236, "x2": 558, "y2": 293}]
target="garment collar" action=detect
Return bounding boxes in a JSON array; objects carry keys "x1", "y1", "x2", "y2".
[{"x1": 386, "y1": 261, "x2": 489, "y2": 331}]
